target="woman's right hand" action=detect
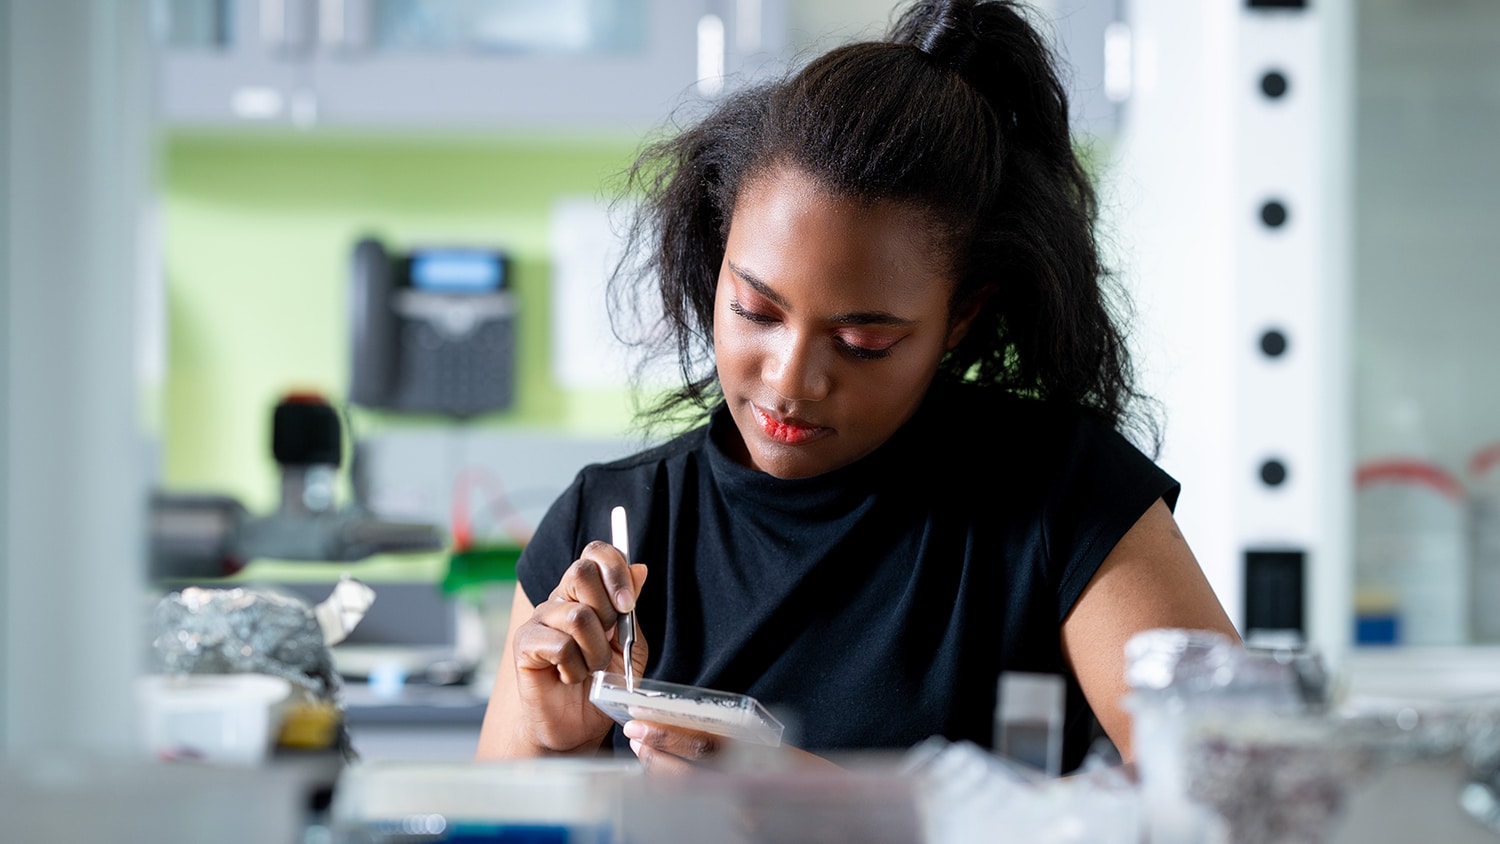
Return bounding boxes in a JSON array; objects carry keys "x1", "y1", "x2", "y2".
[{"x1": 501, "y1": 540, "x2": 649, "y2": 755}]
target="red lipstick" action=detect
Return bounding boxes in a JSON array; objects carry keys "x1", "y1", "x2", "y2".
[{"x1": 753, "y1": 405, "x2": 824, "y2": 445}]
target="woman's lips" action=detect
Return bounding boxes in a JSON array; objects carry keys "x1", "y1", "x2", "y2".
[{"x1": 753, "y1": 405, "x2": 826, "y2": 445}]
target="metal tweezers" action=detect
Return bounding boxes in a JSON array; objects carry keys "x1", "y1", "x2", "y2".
[{"x1": 611, "y1": 506, "x2": 637, "y2": 692}]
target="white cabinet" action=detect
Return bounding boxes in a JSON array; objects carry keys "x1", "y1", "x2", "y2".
[
  {"x1": 155, "y1": 0, "x2": 789, "y2": 130},
  {"x1": 158, "y1": 0, "x2": 313, "y2": 126}
]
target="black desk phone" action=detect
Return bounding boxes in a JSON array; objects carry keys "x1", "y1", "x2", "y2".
[{"x1": 349, "y1": 237, "x2": 515, "y2": 417}]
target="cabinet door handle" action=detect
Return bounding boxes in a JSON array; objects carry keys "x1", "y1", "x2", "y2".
[
  {"x1": 320, "y1": 0, "x2": 345, "y2": 49},
  {"x1": 1104, "y1": 20, "x2": 1132, "y2": 103},
  {"x1": 261, "y1": 0, "x2": 287, "y2": 50},
  {"x1": 697, "y1": 14, "x2": 725, "y2": 97},
  {"x1": 735, "y1": 0, "x2": 762, "y2": 55},
  {"x1": 321, "y1": 0, "x2": 370, "y2": 52}
]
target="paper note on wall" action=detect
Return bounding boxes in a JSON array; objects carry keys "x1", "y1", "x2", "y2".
[{"x1": 548, "y1": 197, "x2": 674, "y2": 390}]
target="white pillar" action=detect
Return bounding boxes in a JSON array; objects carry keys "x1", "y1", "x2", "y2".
[
  {"x1": 1, "y1": 0, "x2": 154, "y2": 757},
  {"x1": 1107, "y1": 0, "x2": 1353, "y2": 662}
]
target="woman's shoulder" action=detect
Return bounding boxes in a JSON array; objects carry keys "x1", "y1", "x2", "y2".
[{"x1": 922, "y1": 382, "x2": 1163, "y2": 490}]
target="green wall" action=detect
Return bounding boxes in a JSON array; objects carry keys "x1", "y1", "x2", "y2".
[{"x1": 161, "y1": 132, "x2": 646, "y2": 513}]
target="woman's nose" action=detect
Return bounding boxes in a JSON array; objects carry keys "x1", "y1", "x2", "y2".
[{"x1": 762, "y1": 332, "x2": 831, "y2": 402}]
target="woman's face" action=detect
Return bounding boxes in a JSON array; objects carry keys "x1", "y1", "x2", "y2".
[{"x1": 713, "y1": 165, "x2": 978, "y2": 479}]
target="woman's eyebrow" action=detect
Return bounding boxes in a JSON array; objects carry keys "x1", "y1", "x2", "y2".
[
  {"x1": 726, "y1": 259, "x2": 917, "y2": 327},
  {"x1": 727, "y1": 259, "x2": 791, "y2": 309}
]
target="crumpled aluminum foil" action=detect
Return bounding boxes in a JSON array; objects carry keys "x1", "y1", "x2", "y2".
[
  {"x1": 1124, "y1": 627, "x2": 1320, "y2": 712},
  {"x1": 1125, "y1": 628, "x2": 1500, "y2": 843},
  {"x1": 1182, "y1": 705, "x2": 1500, "y2": 844},
  {"x1": 150, "y1": 576, "x2": 375, "y2": 704}
]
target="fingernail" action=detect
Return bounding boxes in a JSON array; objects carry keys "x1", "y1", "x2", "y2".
[
  {"x1": 616, "y1": 589, "x2": 635, "y2": 613},
  {"x1": 629, "y1": 739, "x2": 643, "y2": 756},
  {"x1": 622, "y1": 721, "x2": 645, "y2": 740}
]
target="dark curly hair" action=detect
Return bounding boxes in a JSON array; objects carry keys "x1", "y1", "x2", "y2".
[{"x1": 610, "y1": 0, "x2": 1158, "y2": 452}]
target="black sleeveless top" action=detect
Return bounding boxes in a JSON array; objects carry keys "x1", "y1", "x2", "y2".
[{"x1": 516, "y1": 382, "x2": 1177, "y2": 772}]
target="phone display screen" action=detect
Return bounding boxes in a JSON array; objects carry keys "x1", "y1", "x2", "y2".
[{"x1": 408, "y1": 249, "x2": 506, "y2": 293}]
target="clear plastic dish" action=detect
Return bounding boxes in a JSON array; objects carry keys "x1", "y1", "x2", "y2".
[{"x1": 588, "y1": 671, "x2": 785, "y2": 747}]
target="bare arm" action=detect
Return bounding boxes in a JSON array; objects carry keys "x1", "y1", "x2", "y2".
[
  {"x1": 1059, "y1": 497, "x2": 1240, "y2": 762},
  {"x1": 476, "y1": 584, "x2": 544, "y2": 759}
]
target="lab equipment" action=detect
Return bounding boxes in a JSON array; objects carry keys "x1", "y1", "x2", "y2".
[
  {"x1": 1469, "y1": 442, "x2": 1500, "y2": 642},
  {"x1": 149, "y1": 392, "x2": 444, "y2": 579},
  {"x1": 588, "y1": 671, "x2": 785, "y2": 748},
  {"x1": 1354, "y1": 458, "x2": 1469, "y2": 645},
  {"x1": 349, "y1": 236, "x2": 515, "y2": 417},
  {"x1": 611, "y1": 505, "x2": 637, "y2": 691}
]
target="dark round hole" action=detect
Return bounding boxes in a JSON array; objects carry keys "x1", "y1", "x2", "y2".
[
  {"x1": 1260, "y1": 459, "x2": 1288, "y2": 487},
  {"x1": 1260, "y1": 329, "x2": 1288, "y2": 358},
  {"x1": 1261, "y1": 200, "x2": 1288, "y2": 228},
  {"x1": 1260, "y1": 70, "x2": 1289, "y2": 99}
]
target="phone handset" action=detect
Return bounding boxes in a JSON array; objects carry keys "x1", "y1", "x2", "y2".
[{"x1": 349, "y1": 236, "x2": 399, "y2": 408}]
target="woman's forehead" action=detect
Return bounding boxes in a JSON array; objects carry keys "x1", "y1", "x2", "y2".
[{"x1": 724, "y1": 167, "x2": 957, "y2": 309}]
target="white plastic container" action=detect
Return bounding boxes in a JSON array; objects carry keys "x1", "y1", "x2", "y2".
[
  {"x1": 136, "y1": 673, "x2": 293, "y2": 765},
  {"x1": 1354, "y1": 459, "x2": 1469, "y2": 645}
]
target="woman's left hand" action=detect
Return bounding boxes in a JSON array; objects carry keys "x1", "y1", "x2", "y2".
[{"x1": 621, "y1": 720, "x2": 841, "y2": 776}]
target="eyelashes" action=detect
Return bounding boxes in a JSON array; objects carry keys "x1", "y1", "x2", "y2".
[
  {"x1": 841, "y1": 343, "x2": 894, "y2": 361},
  {"x1": 728, "y1": 300, "x2": 777, "y2": 324},
  {"x1": 728, "y1": 300, "x2": 896, "y2": 360}
]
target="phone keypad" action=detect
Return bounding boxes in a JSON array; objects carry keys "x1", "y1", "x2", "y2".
[{"x1": 394, "y1": 317, "x2": 514, "y2": 417}]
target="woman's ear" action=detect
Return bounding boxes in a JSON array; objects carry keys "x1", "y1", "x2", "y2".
[{"x1": 945, "y1": 288, "x2": 993, "y2": 350}]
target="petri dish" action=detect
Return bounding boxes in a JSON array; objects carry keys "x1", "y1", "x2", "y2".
[{"x1": 588, "y1": 671, "x2": 785, "y2": 747}]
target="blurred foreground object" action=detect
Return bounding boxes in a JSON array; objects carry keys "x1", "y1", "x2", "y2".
[
  {"x1": 0, "y1": 759, "x2": 305, "y2": 844},
  {"x1": 906, "y1": 737, "x2": 1138, "y2": 844},
  {"x1": 145, "y1": 576, "x2": 376, "y2": 763},
  {"x1": 150, "y1": 392, "x2": 444, "y2": 579},
  {"x1": 1125, "y1": 627, "x2": 1500, "y2": 844},
  {"x1": 331, "y1": 759, "x2": 634, "y2": 843}
]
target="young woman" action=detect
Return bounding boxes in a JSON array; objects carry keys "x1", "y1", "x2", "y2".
[{"x1": 477, "y1": 0, "x2": 1237, "y2": 774}]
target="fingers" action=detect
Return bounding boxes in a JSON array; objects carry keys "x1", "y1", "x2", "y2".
[
  {"x1": 513, "y1": 546, "x2": 650, "y2": 686},
  {"x1": 562, "y1": 541, "x2": 640, "y2": 616},
  {"x1": 623, "y1": 720, "x2": 723, "y2": 776},
  {"x1": 516, "y1": 600, "x2": 612, "y2": 683},
  {"x1": 623, "y1": 719, "x2": 844, "y2": 777}
]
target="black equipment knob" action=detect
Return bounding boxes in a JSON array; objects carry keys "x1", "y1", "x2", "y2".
[{"x1": 272, "y1": 393, "x2": 342, "y2": 467}]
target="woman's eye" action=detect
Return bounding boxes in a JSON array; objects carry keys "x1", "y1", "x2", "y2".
[
  {"x1": 728, "y1": 300, "x2": 777, "y2": 324},
  {"x1": 838, "y1": 338, "x2": 895, "y2": 361}
]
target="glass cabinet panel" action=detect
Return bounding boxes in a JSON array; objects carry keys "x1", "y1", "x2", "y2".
[
  {"x1": 368, "y1": 0, "x2": 649, "y2": 55},
  {"x1": 153, "y1": 0, "x2": 782, "y2": 130},
  {"x1": 158, "y1": 0, "x2": 235, "y2": 50},
  {"x1": 1351, "y1": 0, "x2": 1500, "y2": 649}
]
